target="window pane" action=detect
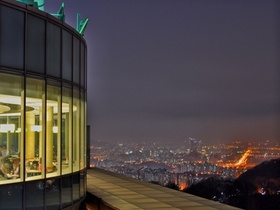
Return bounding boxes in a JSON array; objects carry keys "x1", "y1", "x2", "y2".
[
  {"x1": 72, "y1": 173, "x2": 80, "y2": 202},
  {"x1": 85, "y1": 49, "x2": 87, "y2": 88},
  {"x1": 0, "y1": 74, "x2": 23, "y2": 184},
  {"x1": 46, "y1": 178, "x2": 60, "y2": 210},
  {"x1": 73, "y1": 37, "x2": 80, "y2": 84},
  {"x1": 47, "y1": 23, "x2": 61, "y2": 77},
  {"x1": 46, "y1": 84, "x2": 61, "y2": 178},
  {"x1": 80, "y1": 92, "x2": 86, "y2": 169},
  {"x1": 25, "y1": 78, "x2": 45, "y2": 181},
  {"x1": 80, "y1": 44, "x2": 85, "y2": 87},
  {"x1": 25, "y1": 181, "x2": 44, "y2": 209},
  {"x1": 80, "y1": 170, "x2": 86, "y2": 198},
  {"x1": 0, "y1": 183, "x2": 23, "y2": 209},
  {"x1": 26, "y1": 14, "x2": 45, "y2": 73},
  {"x1": 62, "y1": 30, "x2": 72, "y2": 81},
  {"x1": 0, "y1": 5, "x2": 24, "y2": 69},
  {"x1": 61, "y1": 175, "x2": 72, "y2": 208},
  {"x1": 73, "y1": 88, "x2": 80, "y2": 172},
  {"x1": 62, "y1": 86, "x2": 72, "y2": 175}
]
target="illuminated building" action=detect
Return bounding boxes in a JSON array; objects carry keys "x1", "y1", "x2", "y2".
[
  {"x1": 189, "y1": 137, "x2": 202, "y2": 152},
  {"x1": 0, "y1": 0, "x2": 88, "y2": 209}
]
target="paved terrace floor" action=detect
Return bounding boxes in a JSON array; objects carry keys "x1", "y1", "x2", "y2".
[{"x1": 86, "y1": 168, "x2": 242, "y2": 210}]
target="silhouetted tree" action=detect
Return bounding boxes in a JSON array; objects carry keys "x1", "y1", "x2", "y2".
[
  {"x1": 149, "y1": 181, "x2": 160, "y2": 185},
  {"x1": 165, "y1": 182, "x2": 179, "y2": 190},
  {"x1": 184, "y1": 177, "x2": 231, "y2": 201}
]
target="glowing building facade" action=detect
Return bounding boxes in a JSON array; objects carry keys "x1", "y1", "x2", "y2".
[{"x1": 0, "y1": 1, "x2": 87, "y2": 209}]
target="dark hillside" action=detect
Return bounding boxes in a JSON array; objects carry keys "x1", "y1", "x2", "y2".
[{"x1": 184, "y1": 158, "x2": 280, "y2": 210}]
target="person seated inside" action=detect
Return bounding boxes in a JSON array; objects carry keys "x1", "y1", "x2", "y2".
[
  {"x1": 0, "y1": 145, "x2": 6, "y2": 164},
  {"x1": 0, "y1": 151, "x2": 12, "y2": 177},
  {"x1": 0, "y1": 162, "x2": 12, "y2": 179},
  {"x1": 31, "y1": 160, "x2": 39, "y2": 170},
  {"x1": 0, "y1": 145, "x2": 8, "y2": 157},
  {"x1": 0, "y1": 164, "x2": 5, "y2": 177},
  {"x1": 11, "y1": 158, "x2": 20, "y2": 176}
]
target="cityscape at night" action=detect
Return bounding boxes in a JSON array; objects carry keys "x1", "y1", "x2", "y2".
[
  {"x1": 1, "y1": 0, "x2": 279, "y2": 209},
  {"x1": 90, "y1": 138, "x2": 279, "y2": 186},
  {"x1": 90, "y1": 138, "x2": 280, "y2": 208}
]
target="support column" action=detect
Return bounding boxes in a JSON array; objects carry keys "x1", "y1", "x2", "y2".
[
  {"x1": 57, "y1": 96, "x2": 61, "y2": 173},
  {"x1": 65, "y1": 113, "x2": 69, "y2": 161},
  {"x1": 46, "y1": 106, "x2": 53, "y2": 172},
  {"x1": 17, "y1": 116, "x2": 21, "y2": 153},
  {"x1": 7, "y1": 116, "x2": 10, "y2": 155},
  {"x1": 26, "y1": 112, "x2": 35, "y2": 160}
]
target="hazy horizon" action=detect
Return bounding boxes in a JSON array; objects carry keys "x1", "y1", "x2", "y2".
[{"x1": 46, "y1": 0, "x2": 280, "y2": 145}]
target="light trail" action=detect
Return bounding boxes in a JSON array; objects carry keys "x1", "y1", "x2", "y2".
[
  {"x1": 234, "y1": 149, "x2": 252, "y2": 167},
  {"x1": 223, "y1": 149, "x2": 252, "y2": 168}
]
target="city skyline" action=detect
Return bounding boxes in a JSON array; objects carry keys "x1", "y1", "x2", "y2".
[{"x1": 46, "y1": 0, "x2": 280, "y2": 144}]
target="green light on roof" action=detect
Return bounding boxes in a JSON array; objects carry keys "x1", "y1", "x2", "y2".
[
  {"x1": 16, "y1": 0, "x2": 89, "y2": 36},
  {"x1": 76, "y1": 13, "x2": 89, "y2": 36},
  {"x1": 50, "y1": 2, "x2": 65, "y2": 21},
  {"x1": 17, "y1": 0, "x2": 44, "y2": 11}
]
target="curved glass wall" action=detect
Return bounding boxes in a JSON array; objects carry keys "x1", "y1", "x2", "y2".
[
  {"x1": 0, "y1": 74, "x2": 24, "y2": 183},
  {"x1": 62, "y1": 85, "x2": 73, "y2": 175},
  {"x1": 0, "y1": 72, "x2": 86, "y2": 207},
  {"x1": 0, "y1": 1, "x2": 87, "y2": 209}
]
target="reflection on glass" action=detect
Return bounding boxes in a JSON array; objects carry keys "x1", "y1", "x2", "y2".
[
  {"x1": 26, "y1": 14, "x2": 45, "y2": 73},
  {"x1": 46, "y1": 84, "x2": 61, "y2": 178},
  {"x1": 73, "y1": 37, "x2": 80, "y2": 84},
  {"x1": 0, "y1": 5, "x2": 24, "y2": 69},
  {"x1": 0, "y1": 74, "x2": 23, "y2": 184},
  {"x1": 61, "y1": 176, "x2": 72, "y2": 208},
  {"x1": 45, "y1": 178, "x2": 60, "y2": 210},
  {"x1": 0, "y1": 2, "x2": 87, "y2": 208},
  {"x1": 73, "y1": 88, "x2": 80, "y2": 172},
  {"x1": 80, "y1": 92, "x2": 86, "y2": 169},
  {"x1": 72, "y1": 173, "x2": 80, "y2": 202},
  {"x1": 62, "y1": 30, "x2": 72, "y2": 81},
  {"x1": 62, "y1": 86, "x2": 72, "y2": 174},
  {"x1": 0, "y1": 183, "x2": 23, "y2": 209},
  {"x1": 80, "y1": 170, "x2": 86, "y2": 198},
  {"x1": 46, "y1": 23, "x2": 61, "y2": 77},
  {"x1": 80, "y1": 44, "x2": 85, "y2": 87},
  {"x1": 25, "y1": 181, "x2": 44, "y2": 209},
  {"x1": 25, "y1": 78, "x2": 45, "y2": 180}
]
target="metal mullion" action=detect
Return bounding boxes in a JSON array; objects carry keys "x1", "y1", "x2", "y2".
[
  {"x1": 23, "y1": 9, "x2": 27, "y2": 210},
  {"x1": 70, "y1": 85, "x2": 74, "y2": 205}
]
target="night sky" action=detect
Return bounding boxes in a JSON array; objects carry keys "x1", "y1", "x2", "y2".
[{"x1": 45, "y1": 0, "x2": 280, "y2": 145}]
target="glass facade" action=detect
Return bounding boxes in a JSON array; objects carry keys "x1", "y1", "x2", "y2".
[{"x1": 0, "y1": 1, "x2": 87, "y2": 209}]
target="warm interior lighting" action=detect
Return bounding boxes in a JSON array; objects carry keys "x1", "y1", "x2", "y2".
[
  {"x1": 16, "y1": 128, "x2": 21, "y2": 133},
  {"x1": 0, "y1": 124, "x2": 15, "y2": 132},
  {"x1": 0, "y1": 94, "x2": 73, "y2": 117},
  {"x1": 53, "y1": 126, "x2": 58, "y2": 133},
  {"x1": 31, "y1": 125, "x2": 42, "y2": 132},
  {"x1": 0, "y1": 104, "x2": 11, "y2": 113}
]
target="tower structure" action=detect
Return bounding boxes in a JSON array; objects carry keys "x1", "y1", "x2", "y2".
[
  {"x1": 189, "y1": 137, "x2": 202, "y2": 152},
  {"x1": 0, "y1": 1, "x2": 88, "y2": 209}
]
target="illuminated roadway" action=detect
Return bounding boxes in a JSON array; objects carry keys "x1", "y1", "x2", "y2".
[
  {"x1": 224, "y1": 149, "x2": 252, "y2": 168},
  {"x1": 234, "y1": 149, "x2": 252, "y2": 167}
]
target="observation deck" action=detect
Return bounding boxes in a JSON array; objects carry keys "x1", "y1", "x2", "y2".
[{"x1": 86, "y1": 168, "x2": 242, "y2": 210}]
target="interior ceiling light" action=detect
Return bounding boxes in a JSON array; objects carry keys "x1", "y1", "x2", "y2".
[
  {"x1": 0, "y1": 95, "x2": 73, "y2": 116},
  {"x1": 0, "y1": 104, "x2": 11, "y2": 113},
  {"x1": 52, "y1": 126, "x2": 58, "y2": 133},
  {"x1": 0, "y1": 124, "x2": 15, "y2": 132},
  {"x1": 31, "y1": 125, "x2": 42, "y2": 132}
]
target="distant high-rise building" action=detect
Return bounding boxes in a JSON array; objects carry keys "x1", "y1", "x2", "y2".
[{"x1": 189, "y1": 137, "x2": 202, "y2": 152}]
